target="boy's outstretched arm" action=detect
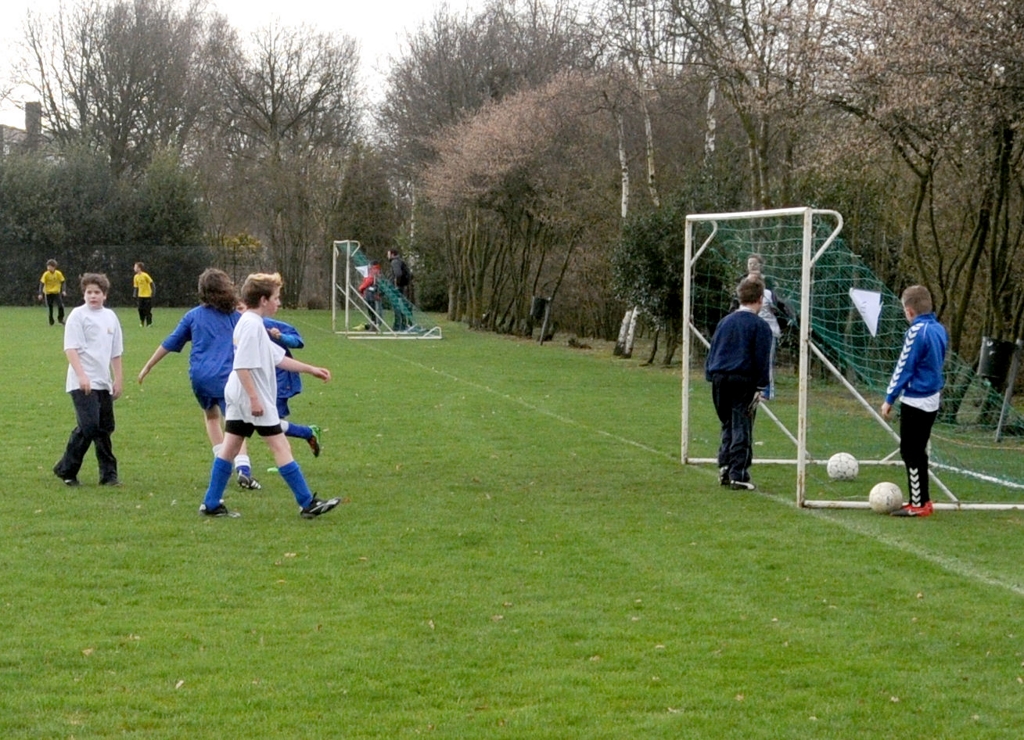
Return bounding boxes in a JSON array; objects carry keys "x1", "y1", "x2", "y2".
[
  {"x1": 277, "y1": 356, "x2": 330, "y2": 382},
  {"x1": 138, "y1": 345, "x2": 170, "y2": 384}
]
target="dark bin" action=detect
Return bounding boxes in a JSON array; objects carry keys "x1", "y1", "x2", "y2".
[
  {"x1": 530, "y1": 296, "x2": 550, "y2": 322},
  {"x1": 978, "y1": 337, "x2": 1017, "y2": 387}
]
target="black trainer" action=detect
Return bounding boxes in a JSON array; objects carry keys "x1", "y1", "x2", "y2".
[
  {"x1": 719, "y1": 466, "x2": 730, "y2": 486},
  {"x1": 729, "y1": 480, "x2": 756, "y2": 491},
  {"x1": 100, "y1": 478, "x2": 122, "y2": 487},
  {"x1": 54, "y1": 465, "x2": 79, "y2": 486},
  {"x1": 307, "y1": 425, "x2": 322, "y2": 457},
  {"x1": 237, "y1": 472, "x2": 262, "y2": 490},
  {"x1": 300, "y1": 495, "x2": 341, "y2": 519},
  {"x1": 199, "y1": 502, "x2": 240, "y2": 518}
]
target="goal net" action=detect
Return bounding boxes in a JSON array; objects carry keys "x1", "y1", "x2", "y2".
[
  {"x1": 681, "y1": 207, "x2": 1024, "y2": 511},
  {"x1": 331, "y1": 240, "x2": 441, "y2": 339}
]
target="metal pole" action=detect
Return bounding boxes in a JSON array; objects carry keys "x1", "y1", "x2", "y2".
[
  {"x1": 796, "y1": 208, "x2": 813, "y2": 507},
  {"x1": 681, "y1": 220, "x2": 694, "y2": 463},
  {"x1": 995, "y1": 338, "x2": 1023, "y2": 443},
  {"x1": 331, "y1": 241, "x2": 339, "y2": 333},
  {"x1": 538, "y1": 298, "x2": 552, "y2": 345}
]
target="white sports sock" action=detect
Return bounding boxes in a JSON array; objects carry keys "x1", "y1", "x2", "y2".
[
  {"x1": 234, "y1": 454, "x2": 251, "y2": 471},
  {"x1": 280, "y1": 420, "x2": 291, "y2": 433}
]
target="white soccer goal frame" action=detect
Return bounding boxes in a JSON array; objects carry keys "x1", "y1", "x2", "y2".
[
  {"x1": 681, "y1": 207, "x2": 1024, "y2": 512},
  {"x1": 331, "y1": 240, "x2": 442, "y2": 340}
]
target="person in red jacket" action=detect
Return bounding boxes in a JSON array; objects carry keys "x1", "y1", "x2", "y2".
[{"x1": 358, "y1": 261, "x2": 383, "y2": 330}]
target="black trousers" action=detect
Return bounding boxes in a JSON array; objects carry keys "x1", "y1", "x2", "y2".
[
  {"x1": 137, "y1": 297, "x2": 153, "y2": 326},
  {"x1": 393, "y1": 285, "x2": 410, "y2": 330},
  {"x1": 711, "y1": 374, "x2": 758, "y2": 483},
  {"x1": 46, "y1": 293, "x2": 65, "y2": 324},
  {"x1": 899, "y1": 404, "x2": 937, "y2": 506},
  {"x1": 55, "y1": 390, "x2": 118, "y2": 482}
]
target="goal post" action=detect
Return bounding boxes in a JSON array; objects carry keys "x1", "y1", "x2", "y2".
[
  {"x1": 681, "y1": 207, "x2": 1024, "y2": 511},
  {"x1": 331, "y1": 240, "x2": 442, "y2": 339}
]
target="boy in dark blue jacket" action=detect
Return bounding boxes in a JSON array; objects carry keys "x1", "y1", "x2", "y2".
[
  {"x1": 881, "y1": 285, "x2": 948, "y2": 517},
  {"x1": 706, "y1": 277, "x2": 775, "y2": 490}
]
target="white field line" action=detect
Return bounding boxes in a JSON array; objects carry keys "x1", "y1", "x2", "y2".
[
  {"x1": 324, "y1": 332, "x2": 1024, "y2": 599},
  {"x1": 764, "y1": 492, "x2": 1024, "y2": 597},
  {"x1": 388, "y1": 352, "x2": 677, "y2": 460}
]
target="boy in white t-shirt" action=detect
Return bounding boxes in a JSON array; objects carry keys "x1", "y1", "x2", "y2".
[
  {"x1": 53, "y1": 273, "x2": 124, "y2": 486},
  {"x1": 199, "y1": 273, "x2": 340, "y2": 519}
]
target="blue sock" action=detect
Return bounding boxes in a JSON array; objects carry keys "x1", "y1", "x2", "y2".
[
  {"x1": 284, "y1": 422, "x2": 312, "y2": 440},
  {"x1": 278, "y1": 461, "x2": 314, "y2": 508},
  {"x1": 203, "y1": 457, "x2": 233, "y2": 510}
]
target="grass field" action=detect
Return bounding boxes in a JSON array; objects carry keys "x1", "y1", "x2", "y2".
[{"x1": 4, "y1": 305, "x2": 1023, "y2": 738}]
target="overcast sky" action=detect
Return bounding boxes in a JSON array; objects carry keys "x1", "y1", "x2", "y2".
[{"x1": 0, "y1": 0, "x2": 486, "y2": 127}]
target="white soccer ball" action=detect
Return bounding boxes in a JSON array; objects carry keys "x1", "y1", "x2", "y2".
[
  {"x1": 868, "y1": 482, "x2": 903, "y2": 514},
  {"x1": 826, "y1": 452, "x2": 859, "y2": 481}
]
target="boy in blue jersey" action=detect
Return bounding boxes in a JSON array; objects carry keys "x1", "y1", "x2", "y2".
[
  {"x1": 881, "y1": 285, "x2": 948, "y2": 517},
  {"x1": 706, "y1": 277, "x2": 775, "y2": 490},
  {"x1": 263, "y1": 316, "x2": 322, "y2": 456},
  {"x1": 137, "y1": 268, "x2": 261, "y2": 489}
]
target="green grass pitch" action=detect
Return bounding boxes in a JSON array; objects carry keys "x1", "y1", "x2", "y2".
[{"x1": 4, "y1": 305, "x2": 1023, "y2": 738}]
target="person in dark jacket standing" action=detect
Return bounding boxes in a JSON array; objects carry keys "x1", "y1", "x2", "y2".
[
  {"x1": 706, "y1": 277, "x2": 775, "y2": 490},
  {"x1": 881, "y1": 285, "x2": 948, "y2": 517},
  {"x1": 387, "y1": 249, "x2": 412, "y2": 330}
]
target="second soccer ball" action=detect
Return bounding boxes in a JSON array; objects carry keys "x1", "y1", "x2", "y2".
[
  {"x1": 826, "y1": 452, "x2": 859, "y2": 481},
  {"x1": 868, "y1": 482, "x2": 903, "y2": 513}
]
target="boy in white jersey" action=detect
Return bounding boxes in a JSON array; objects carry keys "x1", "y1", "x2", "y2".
[
  {"x1": 53, "y1": 273, "x2": 124, "y2": 486},
  {"x1": 199, "y1": 273, "x2": 340, "y2": 519}
]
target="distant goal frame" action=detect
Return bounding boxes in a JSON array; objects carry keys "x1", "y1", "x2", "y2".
[{"x1": 331, "y1": 240, "x2": 442, "y2": 340}]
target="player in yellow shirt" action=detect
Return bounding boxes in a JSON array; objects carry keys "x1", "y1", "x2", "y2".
[
  {"x1": 132, "y1": 261, "x2": 155, "y2": 326},
  {"x1": 39, "y1": 259, "x2": 66, "y2": 326}
]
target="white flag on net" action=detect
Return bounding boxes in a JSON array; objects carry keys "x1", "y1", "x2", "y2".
[{"x1": 849, "y1": 288, "x2": 882, "y2": 337}]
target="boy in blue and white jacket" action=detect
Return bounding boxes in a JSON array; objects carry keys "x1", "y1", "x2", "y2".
[{"x1": 881, "y1": 285, "x2": 948, "y2": 517}]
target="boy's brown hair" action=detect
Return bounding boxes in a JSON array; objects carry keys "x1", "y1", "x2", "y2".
[
  {"x1": 240, "y1": 272, "x2": 283, "y2": 308},
  {"x1": 901, "y1": 285, "x2": 933, "y2": 315},
  {"x1": 737, "y1": 276, "x2": 765, "y2": 306},
  {"x1": 80, "y1": 273, "x2": 111, "y2": 294},
  {"x1": 198, "y1": 268, "x2": 238, "y2": 313},
  {"x1": 46, "y1": 259, "x2": 57, "y2": 268}
]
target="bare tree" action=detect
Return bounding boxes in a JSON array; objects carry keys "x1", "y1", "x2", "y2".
[
  {"x1": 23, "y1": 0, "x2": 219, "y2": 177},
  {"x1": 671, "y1": 0, "x2": 841, "y2": 209},
  {"x1": 379, "y1": 0, "x2": 599, "y2": 323},
  {"x1": 211, "y1": 23, "x2": 362, "y2": 305},
  {"x1": 598, "y1": 0, "x2": 694, "y2": 356},
  {"x1": 601, "y1": 0, "x2": 692, "y2": 209},
  {"x1": 422, "y1": 72, "x2": 615, "y2": 333},
  {"x1": 830, "y1": 0, "x2": 1024, "y2": 353}
]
